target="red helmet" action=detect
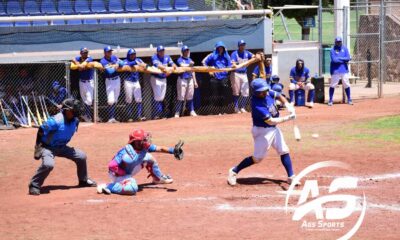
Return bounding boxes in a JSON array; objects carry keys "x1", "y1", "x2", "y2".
[{"x1": 128, "y1": 129, "x2": 151, "y2": 151}]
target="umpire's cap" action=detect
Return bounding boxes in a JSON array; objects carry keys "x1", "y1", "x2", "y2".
[
  {"x1": 251, "y1": 78, "x2": 270, "y2": 92},
  {"x1": 62, "y1": 98, "x2": 83, "y2": 117}
]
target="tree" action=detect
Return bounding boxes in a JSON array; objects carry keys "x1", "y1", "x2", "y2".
[{"x1": 260, "y1": 0, "x2": 332, "y2": 40}]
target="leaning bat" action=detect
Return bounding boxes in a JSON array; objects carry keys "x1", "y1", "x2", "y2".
[
  {"x1": 38, "y1": 95, "x2": 47, "y2": 122},
  {"x1": 10, "y1": 99, "x2": 26, "y2": 125},
  {"x1": 32, "y1": 92, "x2": 43, "y2": 126},
  {"x1": 41, "y1": 96, "x2": 50, "y2": 119},
  {"x1": 19, "y1": 94, "x2": 27, "y2": 124},
  {"x1": 22, "y1": 96, "x2": 39, "y2": 127},
  {"x1": 2, "y1": 99, "x2": 24, "y2": 125},
  {"x1": 0, "y1": 100, "x2": 9, "y2": 126}
]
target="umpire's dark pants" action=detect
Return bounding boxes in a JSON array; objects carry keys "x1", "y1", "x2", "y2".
[
  {"x1": 210, "y1": 77, "x2": 230, "y2": 114},
  {"x1": 29, "y1": 145, "x2": 88, "y2": 189}
]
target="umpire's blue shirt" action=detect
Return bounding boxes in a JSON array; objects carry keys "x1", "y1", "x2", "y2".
[{"x1": 40, "y1": 112, "x2": 79, "y2": 147}]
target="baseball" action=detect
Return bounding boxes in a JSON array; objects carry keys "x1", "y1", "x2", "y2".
[{"x1": 312, "y1": 133, "x2": 319, "y2": 138}]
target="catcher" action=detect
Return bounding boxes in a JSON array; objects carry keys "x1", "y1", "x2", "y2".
[{"x1": 96, "y1": 129, "x2": 184, "y2": 195}]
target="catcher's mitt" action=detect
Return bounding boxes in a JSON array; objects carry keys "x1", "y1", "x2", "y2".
[{"x1": 174, "y1": 140, "x2": 184, "y2": 160}]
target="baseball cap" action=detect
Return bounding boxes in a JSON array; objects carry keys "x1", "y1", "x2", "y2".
[
  {"x1": 52, "y1": 81, "x2": 60, "y2": 90},
  {"x1": 335, "y1": 36, "x2": 343, "y2": 42},
  {"x1": 80, "y1": 47, "x2": 88, "y2": 53},
  {"x1": 127, "y1": 48, "x2": 136, "y2": 55},
  {"x1": 251, "y1": 78, "x2": 270, "y2": 92},
  {"x1": 104, "y1": 46, "x2": 113, "y2": 52},
  {"x1": 157, "y1": 45, "x2": 165, "y2": 52},
  {"x1": 181, "y1": 45, "x2": 189, "y2": 52},
  {"x1": 238, "y1": 40, "x2": 246, "y2": 46}
]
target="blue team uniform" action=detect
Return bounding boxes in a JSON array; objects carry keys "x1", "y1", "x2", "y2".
[
  {"x1": 75, "y1": 56, "x2": 94, "y2": 80},
  {"x1": 203, "y1": 52, "x2": 232, "y2": 80},
  {"x1": 330, "y1": 45, "x2": 351, "y2": 75},
  {"x1": 177, "y1": 56, "x2": 194, "y2": 79},
  {"x1": 125, "y1": 57, "x2": 144, "y2": 82},
  {"x1": 251, "y1": 90, "x2": 280, "y2": 128},
  {"x1": 100, "y1": 55, "x2": 120, "y2": 78},
  {"x1": 231, "y1": 50, "x2": 253, "y2": 73},
  {"x1": 151, "y1": 54, "x2": 174, "y2": 79},
  {"x1": 289, "y1": 66, "x2": 310, "y2": 84}
]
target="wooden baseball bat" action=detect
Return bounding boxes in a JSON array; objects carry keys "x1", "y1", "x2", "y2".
[
  {"x1": 38, "y1": 95, "x2": 47, "y2": 122},
  {"x1": 32, "y1": 92, "x2": 42, "y2": 125},
  {"x1": 0, "y1": 100, "x2": 26, "y2": 126},
  {"x1": 19, "y1": 94, "x2": 27, "y2": 124},
  {"x1": 0, "y1": 100, "x2": 9, "y2": 126},
  {"x1": 41, "y1": 96, "x2": 50, "y2": 119},
  {"x1": 22, "y1": 96, "x2": 38, "y2": 126}
]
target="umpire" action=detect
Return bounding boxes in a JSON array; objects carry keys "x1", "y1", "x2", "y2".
[{"x1": 28, "y1": 98, "x2": 97, "y2": 195}]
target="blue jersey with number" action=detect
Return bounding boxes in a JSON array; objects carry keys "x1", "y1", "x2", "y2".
[
  {"x1": 112, "y1": 144, "x2": 157, "y2": 175},
  {"x1": 251, "y1": 90, "x2": 280, "y2": 128},
  {"x1": 40, "y1": 112, "x2": 79, "y2": 147},
  {"x1": 253, "y1": 65, "x2": 273, "y2": 83},
  {"x1": 151, "y1": 54, "x2": 174, "y2": 79},
  {"x1": 100, "y1": 55, "x2": 120, "y2": 78},
  {"x1": 177, "y1": 56, "x2": 194, "y2": 79},
  {"x1": 75, "y1": 56, "x2": 94, "y2": 80},
  {"x1": 289, "y1": 67, "x2": 310, "y2": 84},
  {"x1": 203, "y1": 53, "x2": 232, "y2": 80},
  {"x1": 230, "y1": 50, "x2": 253, "y2": 73},
  {"x1": 124, "y1": 57, "x2": 144, "y2": 82}
]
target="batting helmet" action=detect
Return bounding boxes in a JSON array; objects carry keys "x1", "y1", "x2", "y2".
[
  {"x1": 272, "y1": 83, "x2": 283, "y2": 93},
  {"x1": 61, "y1": 98, "x2": 83, "y2": 117},
  {"x1": 251, "y1": 78, "x2": 270, "y2": 92},
  {"x1": 271, "y1": 75, "x2": 280, "y2": 83},
  {"x1": 128, "y1": 129, "x2": 152, "y2": 151}
]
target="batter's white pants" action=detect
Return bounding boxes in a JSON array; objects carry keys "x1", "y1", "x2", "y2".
[
  {"x1": 252, "y1": 126, "x2": 290, "y2": 162},
  {"x1": 124, "y1": 80, "x2": 142, "y2": 103},
  {"x1": 150, "y1": 76, "x2": 167, "y2": 102},
  {"x1": 289, "y1": 82, "x2": 315, "y2": 91},
  {"x1": 177, "y1": 77, "x2": 194, "y2": 101},
  {"x1": 331, "y1": 73, "x2": 351, "y2": 88},
  {"x1": 106, "y1": 76, "x2": 121, "y2": 105},
  {"x1": 230, "y1": 72, "x2": 249, "y2": 97},
  {"x1": 79, "y1": 79, "x2": 94, "y2": 106}
]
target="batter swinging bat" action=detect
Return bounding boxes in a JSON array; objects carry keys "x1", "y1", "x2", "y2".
[
  {"x1": 32, "y1": 92, "x2": 42, "y2": 125},
  {"x1": 0, "y1": 100, "x2": 9, "y2": 126}
]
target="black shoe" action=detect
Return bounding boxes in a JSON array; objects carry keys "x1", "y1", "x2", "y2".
[
  {"x1": 29, "y1": 186, "x2": 40, "y2": 195},
  {"x1": 79, "y1": 178, "x2": 97, "y2": 187}
]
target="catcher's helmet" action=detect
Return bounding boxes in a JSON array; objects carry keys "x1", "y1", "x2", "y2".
[
  {"x1": 61, "y1": 98, "x2": 83, "y2": 117},
  {"x1": 128, "y1": 129, "x2": 152, "y2": 151},
  {"x1": 251, "y1": 78, "x2": 270, "y2": 92}
]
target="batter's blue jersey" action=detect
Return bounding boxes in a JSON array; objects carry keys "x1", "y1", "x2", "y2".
[
  {"x1": 112, "y1": 144, "x2": 157, "y2": 175},
  {"x1": 251, "y1": 90, "x2": 280, "y2": 128},
  {"x1": 330, "y1": 45, "x2": 351, "y2": 75},
  {"x1": 100, "y1": 55, "x2": 120, "y2": 78},
  {"x1": 176, "y1": 56, "x2": 194, "y2": 79},
  {"x1": 151, "y1": 54, "x2": 174, "y2": 79},
  {"x1": 289, "y1": 67, "x2": 310, "y2": 84},
  {"x1": 253, "y1": 65, "x2": 273, "y2": 83},
  {"x1": 40, "y1": 112, "x2": 79, "y2": 147},
  {"x1": 75, "y1": 56, "x2": 94, "y2": 80},
  {"x1": 124, "y1": 57, "x2": 144, "y2": 82},
  {"x1": 230, "y1": 50, "x2": 253, "y2": 73},
  {"x1": 203, "y1": 53, "x2": 232, "y2": 80}
]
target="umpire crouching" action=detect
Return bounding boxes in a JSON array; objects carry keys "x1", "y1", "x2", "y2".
[{"x1": 28, "y1": 98, "x2": 96, "y2": 195}]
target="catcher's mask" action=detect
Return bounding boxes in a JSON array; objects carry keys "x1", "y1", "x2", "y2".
[
  {"x1": 128, "y1": 129, "x2": 152, "y2": 151},
  {"x1": 61, "y1": 98, "x2": 83, "y2": 118}
]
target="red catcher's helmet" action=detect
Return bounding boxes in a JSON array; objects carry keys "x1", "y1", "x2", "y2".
[{"x1": 128, "y1": 129, "x2": 151, "y2": 151}]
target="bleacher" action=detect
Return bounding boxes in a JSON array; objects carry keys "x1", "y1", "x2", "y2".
[{"x1": 0, "y1": 0, "x2": 207, "y2": 26}]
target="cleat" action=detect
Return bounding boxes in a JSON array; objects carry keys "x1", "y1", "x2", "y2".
[
  {"x1": 97, "y1": 184, "x2": 111, "y2": 194},
  {"x1": 190, "y1": 111, "x2": 198, "y2": 117},
  {"x1": 348, "y1": 100, "x2": 353, "y2": 105},
  {"x1": 153, "y1": 175, "x2": 173, "y2": 184},
  {"x1": 79, "y1": 178, "x2": 97, "y2": 187},
  {"x1": 138, "y1": 117, "x2": 147, "y2": 121},
  {"x1": 174, "y1": 113, "x2": 180, "y2": 118},
  {"x1": 107, "y1": 118, "x2": 119, "y2": 123},
  {"x1": 240, "y1": 108, "x2": 247, "y2": 113},
  {"x1": 227, "y1": 168, "x2": 237, "y2": 186},
  {"x1": 288, "y1": 175, "x2": 301, "y2": 186},
  {"x1": 234, "y1": 107, "x2": 241, "y2": 114},
  {"x1": 306, "y1": 102, "x2": 314, "y2": 108},
  {"x1": 81, "y1": 115, "x2": 92, "y2": 122},
  {"x1": 29, "y1": 186, "x2": 40, "y2": 196},
  {"x1": 127, "y1": 118, "x2": 134, "y2": 122},
  {"x1": 328, "y1": 101, "x2": 333, "y2": 106}
]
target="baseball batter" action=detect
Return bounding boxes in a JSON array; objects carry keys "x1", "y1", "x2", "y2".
[
  {"x1": 71, "y1": 47, "x2": 94, "y2": 122},
  {"x1": 29, "y1": 98, "x2": 97, "y2": 195},
  {"x1": 151, "y1": 46, "x2": 177, "y2": 119},
  {"x1": 100, "y1": 46, "x2": 122, "y2": 123},
  {"x1": 202, "y1": 41, "x2": 232, "y2": 115},
  {"x1": 288, "y1": 59, "x2": 315, "y2": 108},
  {"x1": 227, "y1": 78, "x2": 299, "y2": 186},
  {"x1": 329, "y1": 36, "x2": 353, "y2": 106},
  {"x1": 252, "y1": 57, "x2": 273, "y2": 84},
  {"x1": 230, "y1": 40, "x2": 253, "y2": 113},
  {"x1": 96, "y1": 129, "x2": 184, "y2": 195},
  {"x1": 175, "y1": 45, "x2": 198, "y2": 118},
  {"x1": 124, "y1": 48, "x2": 146, "y2": 121}
]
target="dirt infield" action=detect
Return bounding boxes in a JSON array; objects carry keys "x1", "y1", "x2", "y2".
[{"x1": 1, "y1": 97, "x2": 399, "y2": 240}]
